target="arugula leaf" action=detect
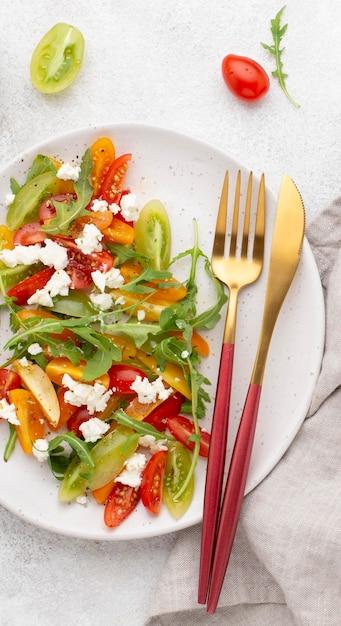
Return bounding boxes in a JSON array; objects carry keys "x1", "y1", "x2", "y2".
[
  {"x1": 106, "y1": 243, "x2": 147, "y2": 265},
  {"x1": 113, "y1": 409, "x2": 173, "y2": 441},
  {"x1": 102, "y1": 321, "x2": 161, "y2": 349},
  {"x1": 191, "y1": 258, "x2": 227, "y2": 329},
  {"x1": 261, "y1": 6, "x2": 300, "y2": 108},
  {"x1": 25, "y1": 154, "x2": 57, "y2": 182},
  {"x1": 3, "y1": 423, "x2": 17, "y2": 462},
  {"x1": 71, "y1": 328, "x2": 121, "y2": 381},
  {"x1": 43, "y1": 149, "x2": 93, "y2": 234},
  {"x1": 10, "y1": 178, "x2": 21, "y2": 195},
  {"x1": 48, "y1": 432, "x2": 95, "y2": 471},
  {"x1": 121, "y1": 268, "x2": 172, "y2": 295}
]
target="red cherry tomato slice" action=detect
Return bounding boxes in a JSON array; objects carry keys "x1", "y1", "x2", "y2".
[
  {"x1": 39, "y1": 194, "x2": 75, "y2": 224},
  {"x1": 0, "y1": 368, "x2": 21, "y2": 398},
  {"x1": 13, "y1": 222, "x2": 46, "y2": 246},
  {"x1": 222, "y1": 54, "x2": 270, "y2": 101},
  {"x1": 53, "y1": 236, "x2": 114, "y2": 289},
  {"x1": 141, "y1": 450, "x2": 167, "y2": 515},
  {"x1": 108, "y1": 364, "x2": 146, "y2": 394},
  {"x1": 7, "y1": 267, "x2": 54, "y2": 305},
  {"x1": 67, "y1": 407, "x2": 91, "y2": 438},
  {"x1": 167, "y1": 415, "x2": 210, "y2": 457},
  {"x1": 99, "y1": 154, "x2": 132, "y2": 203},
  {"x1": 144, "y1": 392, "x2": 184, "y2": 431},
  {"x1": 104, "y1": 482, "x2": 140, "y2": 528}
]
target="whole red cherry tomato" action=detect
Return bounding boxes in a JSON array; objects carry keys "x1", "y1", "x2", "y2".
[{"x1": 222, "y1": 54, "x2": 269, "y2": 101}]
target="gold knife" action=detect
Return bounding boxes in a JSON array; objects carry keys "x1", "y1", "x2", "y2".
[{"x1": 206, "y1": 176, "x2": 305, "y2": 613}]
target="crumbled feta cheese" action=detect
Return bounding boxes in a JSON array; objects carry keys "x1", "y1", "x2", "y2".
[
  {"x1": 62, "y1": 374, "x2": 112, "y2": 415},
  {"x1": 130, "y1": 376, "x2": 173, "y2": 404},
  {"x1": 120, "y1": 193, "x2": 140, "y2": 222},
  {"x1": 115, "y1": 296, "x2": 126, "y2": 306},
  {"x1": 32, "y1": 438, "x2": 49, "y2": 462},
  {"x1": 181, "y1": 350, "x2": 190, "y2": 359},
  {"x1": 138, "y1": 434, "x2": 168, "y2": 453},
  {"x1": 39, "y1": 239, "x2": 68, "y2": 270},
  {"x1": 0, "y1": 243, "x2": 41, "y2": 268},
  {"x1": 45, "y1": 269, "x2": 71, "y2": 297},
  {"x1": 109, "y1": 202, "x2": 121, "y2": 215},
  {"x1": 76, "y1": 495, "x2": 88, "y2": 505},
  {"x1": 115, "y1": 452, "x2": 147, "y2": 488},
  {"x1": 0, "y1": 239, "x2": 67, "y2": 270},
  {"x1": 18, "y1": 357, "x2": 29, "y2": 367},
  {"x1": 89, "y1": 292, "x2": 113, "y2": 311},
  {"x1": 27, "y1": 343, "x2": 42, "y2": 356},
  {"x1": 91, "y1": 267, "x2": 124, "y2": 293},
  {"x1": 91, "y1": 199, "x2": 109, "y2": 212},
  {"x1": 0, "y1": 398, "x2": 20, "y2": 425},
  {"x1": 5, "y1": 192, "x2": 15, "y2": 206},
  {"x1": 79, "y1": 417, "x2": 110, "y2": 443},
  {"x1": 27, "y1": 269, "x2": 71, "y2": 307},
  {"x1": 75, "y1": 223, "x2": 103, "y2": 255},
  {"x1": 27, "y1": 288, "x2": 53, "y2": 307},
  {"x1": 57, "y1": 162, "x2": 81, "y2": 181},
  {"x1": 137, "y1": 309, "x2": 145, "y2": 321}
]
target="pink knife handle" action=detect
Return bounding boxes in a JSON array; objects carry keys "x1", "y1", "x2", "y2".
[
  {"x1": 206, "y1": 382, "x2": 262, "y2": 613},
  {"x1": 198, "y1": 342, "x2": 234, "y2": 604}
]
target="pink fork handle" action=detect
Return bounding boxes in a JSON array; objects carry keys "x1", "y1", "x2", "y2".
[
  {"x1": 206, "y1": 382, "x2": 262, "y2": 613},
  {"x1": 198, "y1": 342, "x2": 234, "y2": 604}
]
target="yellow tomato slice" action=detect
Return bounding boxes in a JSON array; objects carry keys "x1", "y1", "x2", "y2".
[
  {"x1": 46, "y1": 357, "x2": 110, "y2": 388},
  {"x1": 103, "y1": 217, "x2": 134, "y2": 245},
  {"x1": 91, "y1": 137, "x2": 116, "y2": 196},
  {"x1": 8, "y1": 389, "x2": 46, "y2": 454},
  {"x1": 136, "y1": 350, "x2": 191, "y2": 400}
]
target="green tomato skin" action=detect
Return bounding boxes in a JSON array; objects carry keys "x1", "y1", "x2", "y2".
[
  {"x1": 163, "y1": 443, "x2": 194, "y2": 519},
  {"x1": 134, "y1": 200, "x2": 171, "y2": 270},
  {"x1": 6, "y1": 172, "x2": 56, "y2": 230},
  {"x1": 30, "y1": 23, "x2": 85, "y2": 94},
  {"x1": 51, "y1": 291, "x2": 96, "y2": 318},
  {"x1": 59, "y1": 426, "x2": 139, "y2": 502},
  {"x1": 0, "y1": 264, "x2": 41, "y2": 290}
]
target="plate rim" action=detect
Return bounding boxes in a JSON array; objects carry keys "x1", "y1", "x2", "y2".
[{"x1": 0, "y1": 122, "x2": 325, "y2": 540}]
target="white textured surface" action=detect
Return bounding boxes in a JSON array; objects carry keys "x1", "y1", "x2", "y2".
[{"x1": 0, "y1": 0, "x2": 339, "y2": 624}]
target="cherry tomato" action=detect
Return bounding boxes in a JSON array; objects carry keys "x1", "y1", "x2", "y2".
[
  {"x1": 49, "y1": 387, "x2": 77, "y2": 431},
  {"x1": 53, "y1": 236, "x2": 114, "y2": 289},
  {"x1": 7, "y1": 267, "x2": 54, "y2": 305},
  {"x1": 108, "y1": 364, "x2": 146, "y2": 394},
  {"x1": 112, "y1": 189, "x2": 134, "y2": 227},
  {"x1": 144, "y1": 392, "x2": 184, "y2": 431},
  {"x1": 13, "y1": 222, "x2": 45, "y2": 246},
  {"x1": 141, "y1": 451, "x2": 167, "y2": 515},
  {"x1": 30, "y1": 23, "x2": 85, "y2": 94},
  {"x1": 70, "y1": 210, "x2": 113, "y2": 237},
  {"x1": 99, "y1": 154, "x2": 132, "y2": 202},
  {"x1": 90, "y1": 137, "x2": 116, "y2": 196},
  {"x1": 104, "y1": 482, "x2": 140, "y2": 528},
  {"x1": 67, "y1": 407, "x2": 91, "y2": 438},
  {"x1": 167, "y1": 415, "x2": 210, "y2": 457},
  {"x1": 39, "y1": 194, "x2": 75, "y2": 223},
  {"x1": 0, "y1": 368, "x2": 21, "y2": 398},
  {"x1": 222, "y1": 54, "x2": 270, "y2": 101}
]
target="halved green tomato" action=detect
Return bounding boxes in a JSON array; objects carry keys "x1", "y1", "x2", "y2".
[
  {"x1": 6, "y1": 172, "x2": 56, "y2": 230},
  {"x1": 134, "y1": 200, "x2": 171, "y2": 270},
  {"x1": 30, "y1": 23, "x2": 85, "y2": 94},
  {"x1": 59, "y1": 426, "x2": 139, "y2": 502},
  {"x1": 163, "y1": 442, "x2": 194, "y2": 519}
]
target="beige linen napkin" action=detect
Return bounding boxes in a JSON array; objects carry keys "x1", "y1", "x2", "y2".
[{"x1": 146, "y1": 199, "x2": 341, "y2": 626}]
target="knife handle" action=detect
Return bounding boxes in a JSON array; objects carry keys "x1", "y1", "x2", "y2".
[{"x1": 206, "y1": 382, "x2": 262, "y2": 613}]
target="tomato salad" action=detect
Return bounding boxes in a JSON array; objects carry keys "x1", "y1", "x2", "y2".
[{"x1": 0, "y1": 137, "x2": 227, "y2": 528}]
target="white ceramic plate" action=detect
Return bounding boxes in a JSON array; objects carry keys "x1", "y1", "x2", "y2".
[{"x1": 0, "y1": 124, "x2": 324, "y2": 540}]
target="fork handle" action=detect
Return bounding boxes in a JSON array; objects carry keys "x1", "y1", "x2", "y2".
[
  {"x1": 198, "y1": 342, "x2": 234, "y2": 604},
  {"x1": 206, "y1": 382, "x2": 262, "y2": 613}
]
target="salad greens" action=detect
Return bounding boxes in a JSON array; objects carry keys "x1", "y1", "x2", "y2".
[{"x1": 261, "y1": 6, "x2": 300, "y2": 108}]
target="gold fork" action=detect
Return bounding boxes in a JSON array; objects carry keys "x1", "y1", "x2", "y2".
[{"x1": 198, "y1": 170, "x2": 265, "y2": 603}]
